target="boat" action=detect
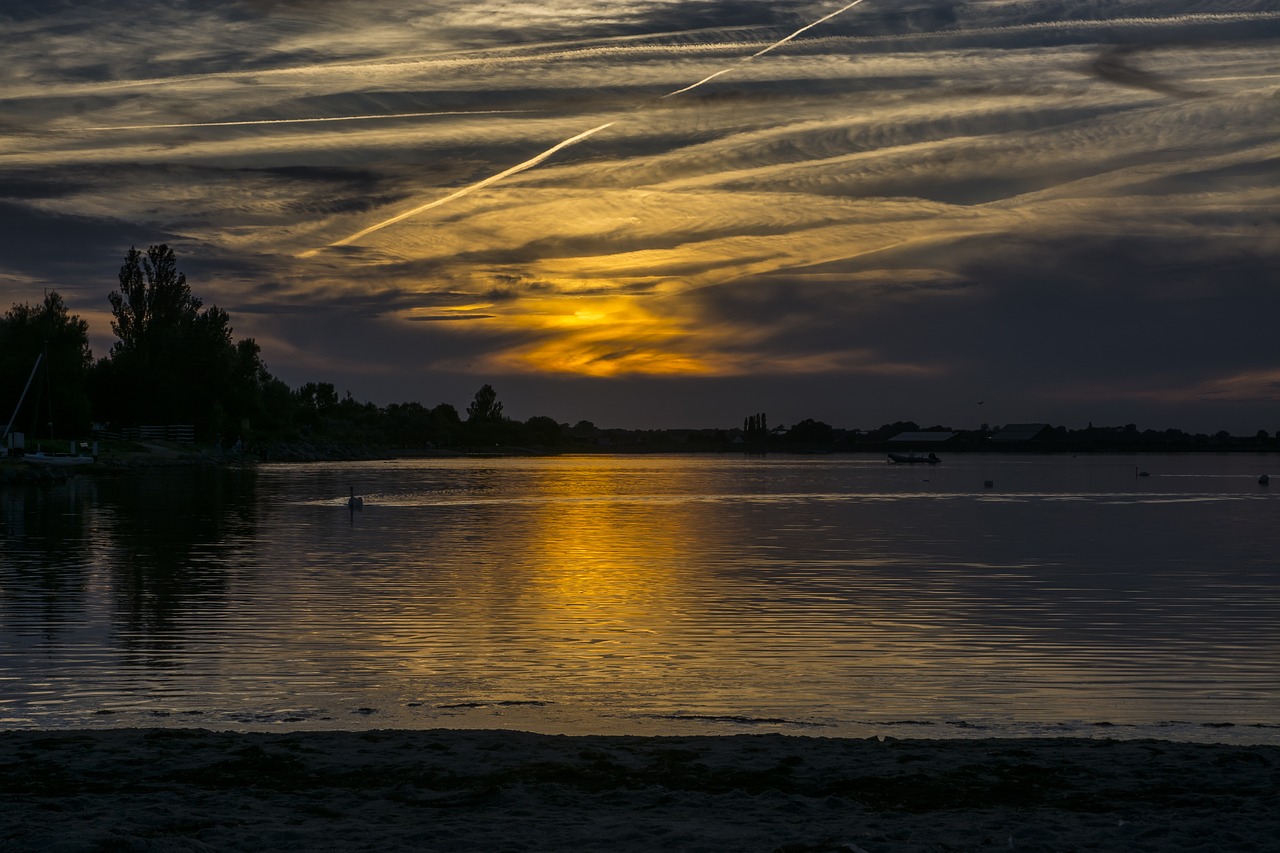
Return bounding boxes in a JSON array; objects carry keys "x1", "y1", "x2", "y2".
[
  {"x1": 25, "y1": 450, "x2": 95, "y2": 466},
  {"x1": 888, "y1": 452, "x2": 940, "y2": 464},
  {"x1": 3, "y1": 352, "x2": 95, "y2": 465}
]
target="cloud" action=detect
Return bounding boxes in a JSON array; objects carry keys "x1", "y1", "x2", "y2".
[
  {"x1": 1089, "y1": 44, "x2": 1184, "y2": 95},
  {"x1": 3, "y1": 0, "x2": 1279, "y2": 431}
]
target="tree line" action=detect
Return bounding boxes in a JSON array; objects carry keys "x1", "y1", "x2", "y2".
[
  {"x1": 3, "y1": 245, "x2": 1276, "y2": 455},
  {"x1": 0, "y1": 245, "x2": 547, "y2": 451}
]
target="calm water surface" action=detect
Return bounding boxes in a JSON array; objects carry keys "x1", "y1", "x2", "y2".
[{"x1": 2, "y1": 454, "x2": 1277, "y2": 742}]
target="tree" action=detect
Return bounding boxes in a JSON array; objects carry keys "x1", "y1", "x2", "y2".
[
  {"x1": 786, "y1": 418, "x2": 835, "y2": 445},
  {"x1": 429, "y1": 403, "x2": 462, "y2": 447},
  {"x1": 464, "y1": 384, "x2": 510, "y2": 446},
  {"x1": 523, "y1": 415, "x2": 562, "y2": 447},
  {"x1": 0, "y1": 291, "x2": 93, "y2": 437},
  {"x1": 258, "y1": 375, "x2": 297, "y2": 433},
  {"x1": 94, "y1": 244, "x2": 270, "y2": 438},
  {"x1": 384, "y1": 401, "x2": 432, "y2": 446},
  {"x1": 297, "y1": 382, "x2": 340, "y2": 416},
  {"x1": 466, "y1": 384, "x2": 503, "y2": 422}
]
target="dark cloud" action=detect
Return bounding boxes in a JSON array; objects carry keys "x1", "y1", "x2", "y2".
[
  {"x1": 1087, "y1": 44, "x2": 1207, "y2": 98},
  {"x1": 0, "y1": 201, "x2": 174, "y2": 282},
  {"x1": 404, "y1": 314, "x2": 498, "y2": 322},
  {"x1": 0, "y1": 173, "x2": 95, "y2": 200}
]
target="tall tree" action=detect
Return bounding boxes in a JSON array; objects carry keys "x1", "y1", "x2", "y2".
[
  {"x1": 464, "y1": 384, "x2": 506, "y2": 445},
  {"x1": 94, "y1": 245, "x2": 270, "y2": 439},
  {"x1": 0, "y1": 291, "x2": 93, "y2": 437},
  {"x1": 466, "y1": 384, "x2": 503, "y2": 422}
]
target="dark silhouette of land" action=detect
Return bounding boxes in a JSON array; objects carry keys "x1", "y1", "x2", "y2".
[{"x1": 2, "y1": 245, "x2": 1277, "y2": 464}]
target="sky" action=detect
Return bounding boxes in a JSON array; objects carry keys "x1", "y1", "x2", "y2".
[{"x1": 1, "y1": 0, "x2": 1278, "y2": 433}]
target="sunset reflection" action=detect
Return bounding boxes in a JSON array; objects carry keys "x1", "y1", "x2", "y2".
[{"x1": 512, "y1": 461, "x2": 704, "y2": 674}]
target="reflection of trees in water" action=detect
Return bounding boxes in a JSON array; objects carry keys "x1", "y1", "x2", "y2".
[
  {"x1": 0, "y1": 480, "x2": 97, "y2": 638},
  {"x1": 98, "y1": 468, "x2": 257, "y2": 659}
]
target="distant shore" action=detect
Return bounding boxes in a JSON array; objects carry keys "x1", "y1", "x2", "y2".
[
  {"x1": 3, "y1": 439, "x2": 1278, "y2": 485},
  {"x1": 3, "y1": 728, "x2": 1277, "y2": 852}
]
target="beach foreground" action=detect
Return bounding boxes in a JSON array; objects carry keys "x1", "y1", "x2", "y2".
[{"x1": 3, "y1": 729, "x2": 1277, "y2": 852}]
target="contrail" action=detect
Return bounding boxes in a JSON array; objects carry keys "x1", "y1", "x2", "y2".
[
  {"x1": 665, "y1": 0, "x2": 868, "y2": 97},
  {"x1": 84, "y1": 109, "x2": 531, "y2": 132},
  {"x1": 306, "y1": 0, "x2": 871, "y2": 256},
  {"x1": 749, "y1": 0, "x2": 870, "y2": 58},
  {"x1": 299, "y1": 121, "x2": 616, "y2": 258}
]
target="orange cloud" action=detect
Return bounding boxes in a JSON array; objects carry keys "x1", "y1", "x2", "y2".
[
  {"x1": 396, "y1": 293, "x2": 945, "y2": 379},
  {"x1": 471, "y1": 296, "x2": 711, "y2": 377}
]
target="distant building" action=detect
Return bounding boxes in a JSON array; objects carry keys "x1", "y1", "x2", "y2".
[{"x1": 991, "y1": 423, "x2": 1050, "y2": 443}]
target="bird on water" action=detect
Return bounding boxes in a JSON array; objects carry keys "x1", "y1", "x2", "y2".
[{"x1": 348, "y1": 487, "x2": 364, "y2": 510}]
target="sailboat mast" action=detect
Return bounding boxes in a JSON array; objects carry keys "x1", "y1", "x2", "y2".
[
  {"x1": 2, "y1": 352, "x2": 43, "y2": 442},
  {"x1": 41, "y1": 343, "x2": 53, "y2": 438}
]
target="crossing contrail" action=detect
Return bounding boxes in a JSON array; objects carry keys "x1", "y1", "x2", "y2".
[
  {"x1": 299, "y1": 121, "x2": 617, "y2": 257},
  {"x1": 665, "y1": 0, "x2": 871, "y2": 97},
  {"x1": 305, "y1": 0, "x2": 871, "y2": 256},
  {"x1": 84, "y1": 109, "x2": 531, "y2": 132}
]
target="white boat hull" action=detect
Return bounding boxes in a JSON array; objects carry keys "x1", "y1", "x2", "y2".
[{"x1": 25, "y1": 452, "x2": 95, "y2": 467}]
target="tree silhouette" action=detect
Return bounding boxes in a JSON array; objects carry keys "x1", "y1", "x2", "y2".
[
  {"x1": 430, "y1": 403, "x2": 462, "y2": 447},
  {"x1": 786, "y1": 418, "x2": 834, "y2": 445},
  {"x1": 93, "y1": 245, "x2": 270, "y2": 438},
  {"x1": 464, "y1": 384, "x2": 509, "y2": 445},
  {"x1": 466, "y1": 384, "x2": 503, "y2": 422},
  {"x1": 743, "y1": 412, "x2": 768, "y2": 441},
  {"x1": 0, "y1": 291, "x2": 93, "y2": 437},
  {"x1": 524, "y1": 415, "x2": 562, "y2": 447}
]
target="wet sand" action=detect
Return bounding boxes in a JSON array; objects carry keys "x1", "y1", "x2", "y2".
[{"x1": 2, "y1": 729, "x2": 1277, "y2": 851}]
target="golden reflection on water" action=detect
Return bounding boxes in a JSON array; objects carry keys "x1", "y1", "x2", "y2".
[
  {"x1": 361, "y1": 459, "x2": 731, "y2": 704},
  {"x1": 449, "y1": 460, "x2": 740, "y2": 702},
  {"x1": 519, "y1": 464, "x2": 696, "y2": 663}
]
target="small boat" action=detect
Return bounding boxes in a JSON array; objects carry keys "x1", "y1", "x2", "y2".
[
  {"x1": 5, "y1": 353, "x2": 94, "y2": 466},
  {"x1": 25, "y1": 451, "x2": 94, "y2": 467},
  {"x1": 888, "y1": 452, "x2": 940, "y2": 464}
]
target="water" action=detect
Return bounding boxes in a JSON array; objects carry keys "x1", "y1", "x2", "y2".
[{"x1": 2, "y1": 453, "x2": 1277, "y2": 742}]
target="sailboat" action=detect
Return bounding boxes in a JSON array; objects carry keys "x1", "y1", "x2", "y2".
[
  {"x1": 25, "y1": 447, "x2": 95, "y2": 466},
  {"x1": 3, "y1": 352, "x2": 95, "y2": 465}
]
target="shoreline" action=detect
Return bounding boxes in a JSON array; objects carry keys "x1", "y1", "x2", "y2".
[
  {"x1": 3, "y1": 443, "x2": 1278, "y2": 480},
  {"x1": 4, "y1": 728, "x2": 1278, "y2": 851}
]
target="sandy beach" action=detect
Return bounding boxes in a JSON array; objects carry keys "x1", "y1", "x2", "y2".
[{"x1": 2, "y1": 729, "x2": 1277, "y2": 852}]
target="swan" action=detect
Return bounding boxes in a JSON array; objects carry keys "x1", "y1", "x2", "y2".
[{"x1": 348, "y1": 487, "x2": 364, "y2": 510}]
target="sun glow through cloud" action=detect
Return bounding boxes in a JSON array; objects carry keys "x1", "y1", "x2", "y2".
[{"x1": 458, "y1": 296, "x2": 713, "y2": 377}]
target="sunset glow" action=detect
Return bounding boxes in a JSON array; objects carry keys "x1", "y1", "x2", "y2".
[{"x1": 467, "y1": 297, "x2": 711, "y2": 377}]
